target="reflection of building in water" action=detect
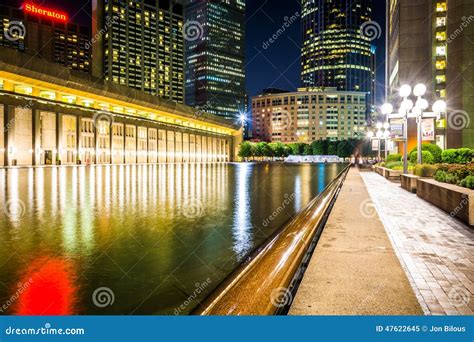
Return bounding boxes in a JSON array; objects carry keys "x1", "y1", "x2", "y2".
[{"x1": 0, "y1": 49, "x2": 242, "y2": 167}]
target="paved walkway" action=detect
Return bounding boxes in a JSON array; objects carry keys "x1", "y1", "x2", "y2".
[
  {"x1": 360, "y1": 172, "x2": 474, "y2": 315},
  {"x1": 289, "y1": 168, "x2": 423, "y2": 315}
]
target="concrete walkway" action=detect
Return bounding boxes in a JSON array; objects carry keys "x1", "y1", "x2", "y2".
[
  {"x1": 290, "y1": 168, "x2": 423, "y2": 315},
  {"x1": 360, "y1": 172, "x2": 474, "y2": 315}
]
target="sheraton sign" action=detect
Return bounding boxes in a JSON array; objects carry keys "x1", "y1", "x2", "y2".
[{"x1": 24, "y1": 3, "x2": 68, "y2": 22}]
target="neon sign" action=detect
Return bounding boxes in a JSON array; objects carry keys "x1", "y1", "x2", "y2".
[{"x1": 24, "y1": 3, "x2": 68, "y2": 22}]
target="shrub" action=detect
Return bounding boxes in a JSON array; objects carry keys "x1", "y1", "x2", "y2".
[
  {"x1": 386, "y1": 154, "x2": 402, "y2": 162},
  {"x1": 410, "y1": 143, "x2": 442, "y2": 163},
  {"x1": 441, "y1": 148, "x2": 474, "y2": 164},
  {"x1": 460, "y1": 175, "x2": 474, "y2": 189},
  {"x1": 409, "y1": 150, "x2": 434, "y2": 165},
  {"x1": 385, "y1": 161, "x2": 403, "y2": 170},
  {"x1": 445, "y1": 172, "x2": 459, "y2": 184},
  {"x1": 441, "y1": 149, "x2": 457, "y2": 164},
  {"x1": 455, "y1": 148, "x2": 474, "y2": 164},
  {"x1": 414, "y1": 164, "x2": 438, "y2": 178},
  {"x1": 434, "y1": 170, "x2": 447, "y2": 183}
]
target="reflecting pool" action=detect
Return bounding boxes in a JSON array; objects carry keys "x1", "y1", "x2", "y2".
[{"x1": 0, "y1": 163, "x2": 344, "y2": 314}]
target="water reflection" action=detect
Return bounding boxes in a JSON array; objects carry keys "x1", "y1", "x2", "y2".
[
  {"x1": 232, "y1": 163, "x2": 253, "y2": 258},
  {"x1": 0, "y1": 163, "x2": 344, "y2": 315}
]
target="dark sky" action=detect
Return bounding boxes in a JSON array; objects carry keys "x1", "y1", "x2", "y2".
[{"x1": 7, "y1": 0, "x2": 387, "y2": 105}]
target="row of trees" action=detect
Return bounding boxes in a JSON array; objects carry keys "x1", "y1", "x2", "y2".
[{"x1": 238, "y1": 139, "x2": 375, "y2": 160}]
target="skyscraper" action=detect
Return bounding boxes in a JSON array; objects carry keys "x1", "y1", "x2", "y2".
[
  {"x1": 300, "y1": 0, "x2": 374, "y2": 99},
  {"x1": 92, "y1": 0, "x2": 184, "y2": 103},
  {"x1": 184, "y1": 0, "x2": 246, "y2": 120},
  {"x1": 387, "y1": 0, "x2": 474, "y2": 148}
]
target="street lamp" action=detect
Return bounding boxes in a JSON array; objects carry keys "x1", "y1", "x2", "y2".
[{"x1": 386, "y1": 83, "x2": 447, "y2": 173}]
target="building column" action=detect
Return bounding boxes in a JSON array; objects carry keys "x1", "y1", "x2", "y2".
[
  {"x1": 76, "y1": 116, "x2": 81, "y2": 164},
  {"x1": 6, "y1": 105, "x2": 15, "y2": 166},
  {"x1": 56, "y1": 112, "x2": 63, "y2": 165},
  {"x1": 33, "y1": 109, "x2": 41, "y2": 166}
]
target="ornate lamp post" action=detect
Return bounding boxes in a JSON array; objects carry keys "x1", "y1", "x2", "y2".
[{"x1": 382, "y1": 84, "x2": 446, "y2": 174}]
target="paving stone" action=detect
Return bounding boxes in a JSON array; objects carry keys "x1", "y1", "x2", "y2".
[{"x1": 360, "y1": 172, "x2": 474, "y2": 316}]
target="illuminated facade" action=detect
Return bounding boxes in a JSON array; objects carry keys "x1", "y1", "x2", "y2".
[
  {"x1": 0, "y1": 49, "x2": 242, "y2": 167},
  {"x1": 0, "y1": 3, "x2": 91, "y2": 73},
  {"x1": 92, "y1": 0, "x2": 185, "y2": 103},
  {"x1": 251, "y1": 88, "x2": 367, "y2": 143},
  {"x1": 387, "y1": 0, "x2": 474, "y2": 148},
  {"x1": 185, "y1": 0, "x2": 246, "y2": 119},
  {"x1": 301, "y1": 0, "x2": 375, "y2": 105}
]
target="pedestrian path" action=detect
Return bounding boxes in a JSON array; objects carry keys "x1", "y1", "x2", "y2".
[
  {"x1": 289, "y1": 168, "x2": 423, "y2": 315},
  {"x1": 360, "y1": 172, "x2": 474, "y2": 315}
]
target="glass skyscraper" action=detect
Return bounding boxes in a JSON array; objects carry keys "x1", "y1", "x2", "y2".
[
  {"x1": 92, "y1": 0, "x2": 184, "y2": 103},
  {"x1": 301, "y1": 0, "x2": 374, "y2": 98},
  {"x1": 184, "y1": 0, "x2": 246, "y2": 120}
]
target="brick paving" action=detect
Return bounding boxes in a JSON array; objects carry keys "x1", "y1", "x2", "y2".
[{"x1": 360, "y1": 172, "x2": 474, "y2": 316}]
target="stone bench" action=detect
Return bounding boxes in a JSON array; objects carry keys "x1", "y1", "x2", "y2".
[
  {"x1": 417, "y1": 178, "x2": 474, "y2": 227},
  {"x1": 401, "y1": 174, "x2": 420, "y2": 193}
]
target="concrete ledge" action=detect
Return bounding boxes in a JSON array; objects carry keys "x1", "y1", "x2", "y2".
[
  {"x1": 416, "y1": 178, "x2": 474, "y2": 227},
  {"x1": 401, "y1": 174, "x2": 420, "y2": 193},
  {"x1": 374, "y1": 166, "x2": 402, "y2": 182}
]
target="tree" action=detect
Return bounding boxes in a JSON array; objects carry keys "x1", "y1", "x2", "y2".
[
  {"x1": 238, "y1": 141, "x2": 253, "y2": 161},
  {"x1": 303, "y1": 144, "x2": 313, "y2": 155},
  {"x1": 270, "y1": 142, "x2": 286, "y2": 159},
  {"x1": 327, "y1": 140, "x2": 338, "y2": 155},
  {"x1": 311, "y1": 140, "x2": 324, "y2": 155}
]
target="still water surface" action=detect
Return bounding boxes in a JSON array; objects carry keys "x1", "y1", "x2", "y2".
[{"x1": 0, "y1": 163, "x2": 343, "y2": 315}]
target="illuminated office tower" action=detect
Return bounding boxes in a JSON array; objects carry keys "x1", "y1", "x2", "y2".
[
  {"x1": 387, "y1": 0, "x2": 474, "y2": 148},
  {"x1": 0, "y1": 3, "x2": 91, "y2": 73},
  {"x1": 185, "y1": 0, "x2": 246, "y2": 120},
  {"x1": 92, "y1": 0, "x2": 184, "y2": 103},
  {"x1": 301, "y1": 0, "x2": 374, "y2": 103}
]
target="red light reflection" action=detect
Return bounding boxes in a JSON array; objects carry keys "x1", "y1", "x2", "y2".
[{"x1": 13, "y1": 257, "x2": 78, "y2": 315}]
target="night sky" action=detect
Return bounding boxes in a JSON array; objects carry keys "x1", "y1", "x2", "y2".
[{"x1": 7, "y1": 0, "x2": 387, "y2": 105}]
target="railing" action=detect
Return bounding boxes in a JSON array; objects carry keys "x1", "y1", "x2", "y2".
[{"x1": 193, "y1": 165, "x2": 350, "y2": 315}]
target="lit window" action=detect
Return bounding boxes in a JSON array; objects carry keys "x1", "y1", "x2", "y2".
[{"x1": 436, "y1": 46, "x2": 446, "y2": 56}]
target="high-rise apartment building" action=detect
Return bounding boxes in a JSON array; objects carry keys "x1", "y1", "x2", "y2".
[
  {"x1": 92, "y1": 0, "x2": 184, "y2": 103},
  {"x1": 0, "y1": 3, "x2": 91, "y2": 73},
  {"x1": 301, "y1": 0, "x2": 375, "y2": 100},
  {"x1": 387, "y1": 0, "x2": 474, "y2": 148},
  {"x1": 184, "y1": 0, "x2": 246, "y2": 120},
  {"x1": 251, "y1": 88, "x2": 368, "y2": 143}
]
